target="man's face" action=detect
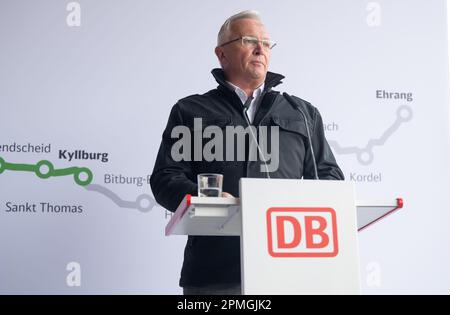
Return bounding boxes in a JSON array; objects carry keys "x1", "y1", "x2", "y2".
[{"x1": 216, "y1": 18, "x2": 271, "y2": 85}]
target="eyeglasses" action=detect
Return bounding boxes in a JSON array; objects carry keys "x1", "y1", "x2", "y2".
[{"x1": 219, "y1": 36, "x2": 277, "y2": 50}]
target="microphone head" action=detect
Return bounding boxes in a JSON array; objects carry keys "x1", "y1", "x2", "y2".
[
  {"x1": 282, "y1": 92, "x2": 293, "y2": 102},
  {"x1": 283, "y1": 92, "x2": 299, "y2": 110}
]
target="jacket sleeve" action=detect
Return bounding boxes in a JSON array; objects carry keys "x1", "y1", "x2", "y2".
[
  {"x1": 303, "y1": 107, "x2": 345, "y2": 180},
  {"x1": 150, "y1": 103, "x2": 198, "y2": 212}
]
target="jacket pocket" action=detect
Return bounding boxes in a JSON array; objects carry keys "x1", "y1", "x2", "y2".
[
  {"x1": 190, "y1": 117, "x2": 233, "y2": 132},
  {"x1": 270, "y1": 116, "x2": 310, "y2": 138},
  {"x1": 188, "y1": 117, "x2": 233, "y2": 175},
  {"x1": 261, "y1": 116, "x2": 308, "y2": 178}
]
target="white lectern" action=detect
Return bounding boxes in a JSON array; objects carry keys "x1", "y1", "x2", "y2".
[{"x1": 165, "y1": 178, "x2": 403, "y2": 295}]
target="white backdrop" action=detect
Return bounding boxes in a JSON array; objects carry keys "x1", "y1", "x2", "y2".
[{"x1": 1, "y1": 0, "x2": 450, "y2": 294}]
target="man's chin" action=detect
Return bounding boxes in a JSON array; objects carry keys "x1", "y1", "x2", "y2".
[{"x1": 248, "y1": 70, "x2": 267, "y2": 81}]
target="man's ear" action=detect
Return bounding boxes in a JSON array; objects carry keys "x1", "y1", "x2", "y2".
[{"x1": 215, "y1": 46, "x2": 226, "y2": 65}]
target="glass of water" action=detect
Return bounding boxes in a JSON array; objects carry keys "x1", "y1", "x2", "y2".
[{"x1": 197, "y1": 173, "x2": 223, "y2": 197}]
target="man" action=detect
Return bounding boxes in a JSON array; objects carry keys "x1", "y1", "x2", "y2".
[{"x1": 150, "y1": 10, "x2": 344, "y2": 295}]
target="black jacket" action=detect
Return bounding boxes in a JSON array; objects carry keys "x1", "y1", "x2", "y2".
[{"x1": 150, "y1": 68, "x2": 344, "y2": 287}]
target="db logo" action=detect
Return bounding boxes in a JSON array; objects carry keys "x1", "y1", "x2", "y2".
[{"x1": 266, "y1": 207, "x2": 339, "y2": 257}]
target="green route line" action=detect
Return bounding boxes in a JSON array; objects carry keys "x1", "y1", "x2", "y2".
[{"x1": 0, "y1": 157, "x2": 93, "y2": 186}]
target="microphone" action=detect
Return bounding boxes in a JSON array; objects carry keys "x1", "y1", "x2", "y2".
[
  {"x1": 242, "y1": 96, "x2": 271, "y2": 179},
  {"x1": 282, "y1": 92, "x2": 319, "y2": 180}
]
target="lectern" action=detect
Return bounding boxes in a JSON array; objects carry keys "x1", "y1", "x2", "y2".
[{"x1": 165, "y1": 178, "x2": 403, "y2": 295}]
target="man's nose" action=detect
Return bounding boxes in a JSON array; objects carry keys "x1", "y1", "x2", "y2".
[{"x1": 253, "y1": 42, "x2": 264, "y2": 55}]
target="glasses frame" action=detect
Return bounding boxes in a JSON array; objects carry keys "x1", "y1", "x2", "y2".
[{"x1": 219, "y1": 36, "x2": 277, "y2": 50}]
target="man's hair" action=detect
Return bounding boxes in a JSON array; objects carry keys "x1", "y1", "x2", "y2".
[{"x1": 217, "y1": 10, "x2": 262, "y2": 46}]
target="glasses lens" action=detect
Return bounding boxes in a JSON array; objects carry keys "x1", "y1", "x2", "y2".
[
  {"x1": 242, "y1": 36, "x2": 276, "y2": 50},
  {"x1": 242, "y1": 36, "x2": 258, "y2": 47},
  {"x1": 262, "y1": 40, "x2": 271, "y2": 49}
]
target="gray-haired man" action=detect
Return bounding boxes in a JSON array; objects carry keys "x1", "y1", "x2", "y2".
[{"x1": 151, "y1": 10, "x2": 344, "y2": 295}]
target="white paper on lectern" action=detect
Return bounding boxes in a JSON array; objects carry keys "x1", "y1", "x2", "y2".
[{"x1": 239, "y1": 178, "x2": 361, "y2": 295}]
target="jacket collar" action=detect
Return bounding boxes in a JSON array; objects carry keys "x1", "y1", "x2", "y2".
[{"x1": 211, "y1": 68, "x2": 284, "y2": 93}]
